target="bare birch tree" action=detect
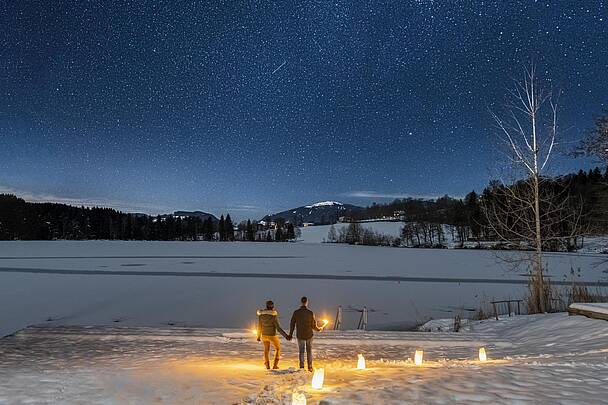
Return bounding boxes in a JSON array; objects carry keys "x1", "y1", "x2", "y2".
[{"x1": 486, "y1": 66, "x2": 559, "y2": 313}]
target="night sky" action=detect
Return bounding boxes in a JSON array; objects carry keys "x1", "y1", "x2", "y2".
[{"x1": 1, "y1": 1, "x2": 606, "y2": 218}]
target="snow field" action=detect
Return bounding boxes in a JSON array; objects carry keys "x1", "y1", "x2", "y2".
[{"x1": 1, "y1": 313, "x2": 607, "y2": 404}]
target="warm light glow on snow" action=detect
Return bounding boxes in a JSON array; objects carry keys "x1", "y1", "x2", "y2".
[
  {"x1": 251, "y1": 329, "x2": 257, "y2": 335},
  {"x1": 357, "y1": 354, "x2": 366, "y2": 370},
  {"x1": 291, "y1": 391, "x2": 307, "y2": 405},
  {"x1": 414, "y1": 350, "x2": 424, "y2": 366},
  {"x1": 478, "y1": 347, "x2": 487, "y2": 362},
  {"x1": 311, "y1": 368, "x2": 325, "y2": 389}
]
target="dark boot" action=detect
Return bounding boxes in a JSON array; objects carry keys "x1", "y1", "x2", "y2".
[
  {"x1": 265, "y1": 361, "x2": 270, "y2": 370},
  {"x1": 273, "y1": 359, "x2": 280, "y2": 370}
]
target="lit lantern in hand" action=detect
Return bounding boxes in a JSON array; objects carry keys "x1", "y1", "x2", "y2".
[
  {"x1": 479, "y1": 347, "x2": 487, "y2": 362},
  {"x1": 292, "y1": 392, "x2": 306, "y2": 405},
  {"x1": 251, "y1": 329, "x2": 257, "y2": 336},
  {"x1": 357, "y1": 354, "x2": 366, "y2": 370},
  {"x1": 414, "y1": 350, "x2": 424, "y2": 366},
  {"x1": 311, "y1": 368, "x2": 324, "y2": 390}
]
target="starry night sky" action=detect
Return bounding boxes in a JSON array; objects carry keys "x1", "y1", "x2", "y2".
[{"x1": 1, "y1": 1, "x2": 607, "y2": 218}]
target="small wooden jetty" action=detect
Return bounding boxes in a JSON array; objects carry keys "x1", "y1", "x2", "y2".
[
  {"x1": 490, "y1": 299, "x2": 523, "y2": 320},
  {"x1": 568, "y1": 303, "x2": 608, "y2": 321}
]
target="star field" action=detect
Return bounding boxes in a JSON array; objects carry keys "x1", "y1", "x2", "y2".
[{"x1": 1, "y1": 1, "x2": 606, "y2": 217}]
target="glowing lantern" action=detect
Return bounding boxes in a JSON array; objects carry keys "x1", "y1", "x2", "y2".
[
  {"x1": 321, "y1": 319, "x2": 329, "y2": 328},
  {"x1": 357, "y1": 354, "x2": 366, "y2": 370},
  {"x1": 414, "y1": 350, "x2": 424, "y2": 366},
  {"x1": 311, "y1": 367, "x2": 324, "y2": 390},
  {"x1": 478, "y1": 347, "x2": 487, "y2": 362},
  {"x1": 251, "y1": 329, "x2": 258, "y2": 336},
  {"x1": 292, "y1": 392, "x2": 307, "y2": 405}
]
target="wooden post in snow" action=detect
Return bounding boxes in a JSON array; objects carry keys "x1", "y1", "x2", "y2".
[{"x1": 334, "y1": 306, "x2": 342, "y2": 331}]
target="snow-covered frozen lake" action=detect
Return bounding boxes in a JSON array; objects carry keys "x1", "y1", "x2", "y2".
[{"x1": 1, "y1": 241, "x2": 607, "y2": 337}]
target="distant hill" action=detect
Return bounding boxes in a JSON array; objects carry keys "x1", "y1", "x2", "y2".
[
  {"x1": 262, "y1": 201, "x2": 362, "y2": 225},
  {"x1": 161, "y1": 211, "x2": 219, "y2": 223}
]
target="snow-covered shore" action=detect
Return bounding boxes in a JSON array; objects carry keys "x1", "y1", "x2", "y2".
[{"x1": 1, "y1": 313, "x2": 607, "y2": 404}]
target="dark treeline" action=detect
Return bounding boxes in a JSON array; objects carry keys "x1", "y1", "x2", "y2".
[
  {"x1": 0, "y1": 194, "x2": 226, "y2": 241},
  {"x1": 0, "y1": 194, "x2": 296, "y2": 242},
  {"x1": 3, "y1": 167, "x2": 607, "y2": 245},
  {"x1": 342, "y1": 167, "x2": 608, "y2": 249}
]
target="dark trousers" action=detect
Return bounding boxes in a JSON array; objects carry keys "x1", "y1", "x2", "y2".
[{"x1": 297, "y1": 338, "x2": 313, "y2": 369}]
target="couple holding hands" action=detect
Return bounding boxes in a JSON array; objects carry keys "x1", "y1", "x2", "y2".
[{"x1": 256, "y1": 296, "x2": 326, "y2": 371}]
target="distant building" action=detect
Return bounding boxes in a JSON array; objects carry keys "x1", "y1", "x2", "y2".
[
  {"x1": 393, "y1": 211, "x2": 406, "y2": 220},
  {"x1": 302, "y1": 222, "x2": 315, "y2": 227},
  {"x1": 338, "y1": 216, "x2": 353, "y2": 223}
]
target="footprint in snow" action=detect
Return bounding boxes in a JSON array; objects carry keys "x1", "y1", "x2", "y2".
[{"x1": 270, "y1": 367, "x2": 299, "y2": 375}]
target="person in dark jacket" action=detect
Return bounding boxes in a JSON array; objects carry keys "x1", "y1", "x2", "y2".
[
  {"x1": 288, "y1": 296, "x2": 324, "y2": 371},
  {"x1": 257, "y1": 300, "x2": 290, "y2": 369}
]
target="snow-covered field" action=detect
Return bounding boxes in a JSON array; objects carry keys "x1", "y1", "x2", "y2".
[
  {"x1": 1, "y1": 241, "x2": 607, "y2": 338},
  {"x1": 1, "y1": 313, "x2": 607, "y2": 404},
  {"x1": 297, "y1": 221, "x2": 404, "y2": 243},
  {"x1": 298, "y1": 221, "x2": 608, "y2": 253}
]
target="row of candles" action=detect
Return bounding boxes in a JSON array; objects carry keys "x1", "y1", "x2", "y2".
[
  {"x1": 309, "y1": 347, "x2": 489, "y2": 390},
  {"x1": 292, "y1": 348, "x2": 489, "y2": 405}
]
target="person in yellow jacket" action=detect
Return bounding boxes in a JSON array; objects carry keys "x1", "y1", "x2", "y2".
[{"x1": 257, "y1": 300, "x2": 290, "y2": 369}]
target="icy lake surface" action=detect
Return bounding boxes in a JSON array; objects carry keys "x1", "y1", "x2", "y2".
[{"x1": 1, "y1": 241, "x2": 607, "y2": 337}]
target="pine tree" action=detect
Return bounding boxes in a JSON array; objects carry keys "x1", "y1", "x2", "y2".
[
  {"x1": 225, "y1": 214, "x2": 235, "y2": 241},
  {"x1": 464, "y1": 190, "x2": 482, "y2": 239},
  {"x1": 246, "y1": 219, "x2": 254, "y2": 241},
  {"x1": 218, "y1": 215, "x2": 225, "y2": 241},
  {"x1": 202, "y1": 217, "x2": 212, "y2": 240},
  {"x1": 286, "y1": 223, "x2": 295, "y2": 240}
]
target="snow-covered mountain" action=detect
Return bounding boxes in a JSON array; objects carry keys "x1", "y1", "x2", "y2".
[
  {"x1": 304, "y1": 201, "x2": 344, "y2": 208},
  {"x1": 262, "y1": 201, "x2": 362, "y2": 225}
]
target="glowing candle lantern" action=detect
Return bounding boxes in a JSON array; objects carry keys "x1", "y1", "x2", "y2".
[
  {"x1": 311, "y1": 367, "x2": 325, "y2": 390},
  {"x1": 251, "y1": 329, "x2": 258, "y2": 336},
  {"x1": 357, "y1": 354, "x2": 366, "y2": 370},
  {"x1": 414, "y1": 350, "x2": 424, "y2": 366},
  {"x1": 479, "y1": 347, "x2": 487, "y2": 362},
  {"x1": 292, "y1": 392, "x2": 307, "y2": 405},
  {"x1": 322, "y1": 319, "x2": 329, "y2": 328}
]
